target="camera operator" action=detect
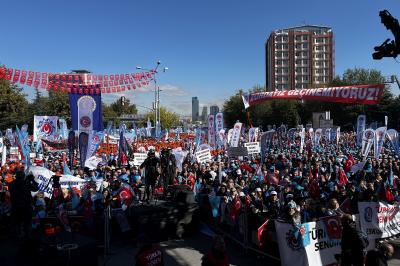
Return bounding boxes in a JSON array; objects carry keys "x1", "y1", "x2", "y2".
[
  {"x1": 140, "y1": 150, "x2": 160, "y2": 202},
  {"x1": 9, "y1": 168, "x2": 39, "y2": 239},
  {"x1": 160, "y1": 148, "x2": 177, "y2": 195}
]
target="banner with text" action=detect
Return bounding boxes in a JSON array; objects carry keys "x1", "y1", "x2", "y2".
[{"x1": 242, "y1": 84, "x2": 384, "y2": 109}]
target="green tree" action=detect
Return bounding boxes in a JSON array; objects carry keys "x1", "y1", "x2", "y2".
[
  {"x1": 144, "y1": 107, "x2": 180, "y2": 129},
  {"x1": 46, "y1": 90, "x2": 71, "y2": 124},
  {"x1": 109, "y1": 97, "x2": 137, "y2": 117},
  {"x1": 0, "y1": 79, "x2": 29, "y2": 129}
]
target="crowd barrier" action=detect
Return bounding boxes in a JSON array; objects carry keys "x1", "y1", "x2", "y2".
[{"x1": 197, "y1": 193, "x2": 400, "y2": 266}]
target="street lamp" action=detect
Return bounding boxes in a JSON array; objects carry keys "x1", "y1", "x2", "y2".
[{"x1": 135, "y1": 61, "x2": 168, "y2": 131}]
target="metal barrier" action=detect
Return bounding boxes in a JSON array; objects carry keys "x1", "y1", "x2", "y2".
[{"x1": 197, "y1": 193, "x2": 280, "y2": 262}]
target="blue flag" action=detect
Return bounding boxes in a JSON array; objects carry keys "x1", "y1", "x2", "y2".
[{"x1": 69, "y1": 87, "x2": 103, "y2": 132}]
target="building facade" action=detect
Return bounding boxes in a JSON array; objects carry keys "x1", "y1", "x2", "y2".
[
  {"x1": 265, "y1": 25, "x2": 334, "y2": 91},
  {"x1": 209, "y1": 105, "x2": 219, "y2": 116},
  {"x1": 192, "y1": 97, "x2": 199, "y2": 122},
  {"x1": 201, "y1": 106, "x2": 208, "y2": 122}
]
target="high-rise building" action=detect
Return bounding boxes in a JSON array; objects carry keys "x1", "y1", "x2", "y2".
[
  {"x1": 201, "y1": 106, "x2": 208, "y2": 122},
  {"x1": 192, "y1": 97, "x2": 199, "y2": 122},
  {"x1": 265, "y1": 25, "x2": 334, "y2": 91},
  {"x1": 209, "y1": 105, "x2": 219, "y2": 116}
]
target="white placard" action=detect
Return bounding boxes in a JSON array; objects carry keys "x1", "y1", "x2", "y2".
[
  {"x1": 133, "y1": 153, "x2": 148, "y2": 166},
  {"x1": 244, "y1": 142, "x2": 260, "y2": 154},
  {"x1": 195, "y1": 149, "x2": 212, "y2": 164}
]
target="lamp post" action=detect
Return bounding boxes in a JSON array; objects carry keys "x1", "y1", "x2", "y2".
[{"x1": 136, "y1": 61, "x2": 168, "y2": 129}]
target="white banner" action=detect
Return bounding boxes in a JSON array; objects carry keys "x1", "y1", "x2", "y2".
[
  {"x1": 358, "y1": 201, "x2": 400, "y2": 240},
  {"x1": 195, "y1": 149, "x2": 212, "y2": 164},
  {"x1": 244, "y1": 142, "x2": 260, "y2": 154},
  {"x1": 356, "y1": 115, "x2": 366, "y2": 147},
  {"x1": 227, "y1": 129, "x2": 233, "y2": 145},
  {"x1": 133, "y1": 153, "x2": 147, "y2": 166},
  {"x1": 34, "y1": 115, "x2": 58, "y2": 142},
  {"x1": 314, "y1": 128, "x2": 323, "y2": 147},
  {"x1": 300, "y1": 128, "x2": 305, "y2": 153},
  {"x1": 84, "y1": 155, "x2": 103, "y2": 170},
  {"x1": 215, "y1": 112, "x2": 224, "y2": 133},
  {"x1": 362, "y1": 129, "x2": 375, "y2": 160},
  {"x1": 386, "y1": 129, "x2": 399, "y2": 154},
  {"x1": 208, "y1": 115, "x2": 216, "y2": 147},
  {"x1": 29, "y1": 166, "x2": 86, "y2": 198},
  {"x1": 230, "y1": 122, "x2": 242, "y2": 147},
  {"x1": 374, "y1": 127, "x2": 387, "y2": 159},
  {"x1": 275, "y1": 218, "x2": 342, "y2": 266}
]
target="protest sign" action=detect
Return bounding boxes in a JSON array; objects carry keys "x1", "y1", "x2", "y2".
[
  {"x1": 195, "y1": 149, "x2": 212, "y2": 164},
  {"x1": 242, "y1": 84, "x2": 385, "y2": 109},
  {"x1": 227, "y1": 147, "x2": 248, "y2": 157},
  {"x1": 275, "y1": 217, "x2": 342, "y2": 266},
  {"x1": 133, "y1": 153, "x2": 147, "y2": 166},
  {"x1": 358, "y1": 201, "x2": 400, "y2": 240},
  {"x1": 244, "y1": 142, "x2": 260, "y2": 154}
]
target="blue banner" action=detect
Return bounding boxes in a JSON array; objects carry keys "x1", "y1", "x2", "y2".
[{"x1": 69, "y1": 88, "x2": 103, "y2": 132}]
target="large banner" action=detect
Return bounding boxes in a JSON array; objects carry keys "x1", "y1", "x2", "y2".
[
  {"x1": 242, "y1": 84, "x2": 385, "y2": 108},
  {"x1": 34, "y1": 116, "x2": 58, "y2": 142},
  {"x1": 356, "y1": 115, "x2": 366, "y2": 147},
  {"x1": 69, "y1": 87, "x2": 103, "y2": 133},
  {"x1": 230, "y1": 122, "x2": 242, "y2": 147},
  {"x1": 275, "y1": 217, "x2": 342, "y2": 266},
  {"x1": 358, "y1": 201, "x2": 400, "y2": 240},
  {"x1": 374, "y1": 127, "x2": 387, "y2": 159},
  {"x1": 42, "y1": 139, "x2": 68, "y2": 152},
  {"x1": 29, "y1": 166, "x2": 86, "y2": 198},
  {"x1": 86, "y1": 131, "x2": 104, "y2": 160},
  {"x1": 208, "y1": 115, "x2": 216, "y2": 147},
  {"x1": 387, "y1": 129, "x2": 399, "y2": 154},
  {"x1": 215, "y1": 112, "x2": 224, "y2": 134}
]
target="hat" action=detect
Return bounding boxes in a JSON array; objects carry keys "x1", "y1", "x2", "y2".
[
  {"x1": 286, "y1": 193, "x2": 294, "y2": 199},
  {"x1": 288, "y1": 201, "x2": 297, "y2": 209},
  {"x1": 239, "y1": 192, "x2": 245, "y2": 197},
  {"x1": 255, "y1": 187, "x2": 262, "y2": 192},
  {"x1": 270, "y1": 190, "x2": 277, "y2": 195}
]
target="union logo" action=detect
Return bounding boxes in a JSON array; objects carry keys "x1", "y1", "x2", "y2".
[{"x1": 80, "y1": 116, "x2": 92, "y2": 128}]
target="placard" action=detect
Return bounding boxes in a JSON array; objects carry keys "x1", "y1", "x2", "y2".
[
  {"x1": 244, "y1": 142, "x2": 260, "y2": 154},
  {"x1": 195, "y1": 149, "x2": 212, "y2": 164},
  {"x1": 227, "y1": 147, "x2": 248, "y2": 158},
  {"x1": 133, "y1": 153, "x2": 147, "y2": 166}
]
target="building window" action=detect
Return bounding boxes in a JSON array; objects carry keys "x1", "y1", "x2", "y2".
[
  {"x1": 302, "y1": 35, "x2": 308, "y2": 41},
  {"x1": 302, "y1": 43, "x2": 308, "y2": 49}
]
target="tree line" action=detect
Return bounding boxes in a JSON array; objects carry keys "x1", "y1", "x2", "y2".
[{"x1": 223, "y1": 68, "x2": 400, "y2": 130}]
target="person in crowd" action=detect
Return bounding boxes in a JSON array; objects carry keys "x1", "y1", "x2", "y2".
[
  {"x1": 9, "y1": 169, "x2": 39, "y2": 239},
  {"x1": 340, "y1": 214, "x2": 368, "y2": 266},
  {"x1": 140, "y1": 150, "x2": 161, "y2": 202},
  {"x1": 365, "y1": 242, "x2": 394, "y2": 266}
]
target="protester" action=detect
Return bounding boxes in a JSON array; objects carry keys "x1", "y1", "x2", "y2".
[
  {"x1": 201, "y1": 235, "x2": 229, "y2": 266},
  {"x1": 365, "y1": 242, "x2": 394, "y2": 266}
]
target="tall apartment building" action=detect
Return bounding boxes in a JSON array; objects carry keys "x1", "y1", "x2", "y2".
[
  {"x1": 265, "y1": 25, "x2": 334, "y2": 91},
  {"x1": 192, "y1": 97, "x2": 199, "y2": 122},
  {"x1": 201, "y1": 106, "x2": 208, "y2": 122},
  {"x1": 209, "y1": 105, "x2": 219, "y2": 116}
]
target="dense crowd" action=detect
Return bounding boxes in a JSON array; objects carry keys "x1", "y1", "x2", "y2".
[{"x1": 0, "y1": 130, "x2": 398, "y2": 265}]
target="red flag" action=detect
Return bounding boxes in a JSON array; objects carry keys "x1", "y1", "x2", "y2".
[
  {"x1": 127, "y1": 85, "x2": 131, "y2": 90},
  {"x1": 125, "y1": 74, "x2": 130, "y2": 80},
  {"x1": 40, "y1": 78, "x2": 47, "y2": 89},
  {"x1": 115, "y1": 74, "x2": 119, "y2": 80},
  {"x1": 12, "y1": 69, "x2": 21, "y2": 83},
  {"x1": 101, "y1": 88, "x2": 105, "y2": 93},
  {"x1": 5, "y1": 68, "x2": 13, "y2": 80},
  {"x1": 132, "y1": 84, "x2": 136, "y2": 89},
  {"x1": 27, "y1": 71, "x2": 34, "y2": 86},
  {"x1": 121, "y1": 86, "x2": 125, "y2": 91},
  {"x1": 33, "y1": 79, "x2": 40, "y2": 89},
  {"x1": 137, "y1": 83, "x2": 141, "y2": 88},
  {"x1": 110, "y1": 74, "x2": 114, "y2": 81},
  {"x1": 257, "y1": 219, "x2": 269, "y2": 248},
  {"x1": 106, "y1": 88, "x2": 111, "y2": 93},
  {"x1": 35, "y1": 72, "x2": 41, "y2": 80},
  {"x1": 0, "y1": 66, "x2": 6, "y2": 79},
  {"x1": 321, "y1": 216, "x2": 342, "y2": 239},
  {"x1": 119, "y1": 79, "x2": 123, "y2": 85},
  {"x1": 112, "y1": 87, "x2": 116, "y2": 93},
  {"x1": 116, "y1": 86, "x2": 121, "y2": 92},
  {"x1": 68, "y1": 75, "x2": 73, "y2": 82},
  {"x1": 339, "y1": 169, "x2": 348, "y2": 186},
  {"x1": 93, "y1": 75, "x2": 97, "y2": 82},
  {"x1": 98, "y1": 75, "x2": 103, "y2": 81},
  {"x1": 20, "y1": 70, "x2": 27, "y2": 84}
]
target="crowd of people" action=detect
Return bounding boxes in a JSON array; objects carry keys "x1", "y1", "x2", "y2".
[{"x1": 0, "y1": 129, "x2": 398, "y2": 265}]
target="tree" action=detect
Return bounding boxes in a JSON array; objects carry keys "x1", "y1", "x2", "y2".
[
  {"x1": 46, "y1": 90, "x2": 71, "y2": 124},
  {"x1": 109, "y1": 97, "x2": 137, "y2": 117},
  {"x1": 0, "y1": 79, "x2": 29, "y2": 130},
  {"x1": 144, "y1": 107, "x2": 180, "y2": 129}
]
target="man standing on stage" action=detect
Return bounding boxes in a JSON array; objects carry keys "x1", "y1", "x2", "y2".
[
  {"x1": 160, "y1": 148, "x2": 177, "y2": 195},
  {"x1": 140, "y1": 150, "x2": 160, "y2": 202}
]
